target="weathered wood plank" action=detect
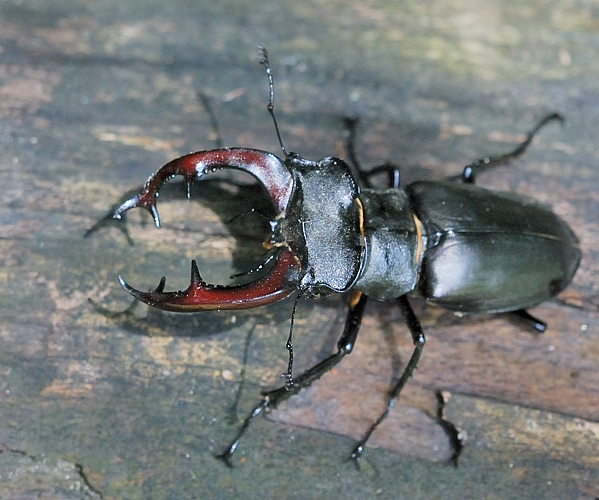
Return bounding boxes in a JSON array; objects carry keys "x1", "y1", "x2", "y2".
[{"x1": 0, "y1": 0, "x2": 597, "y2": 499}]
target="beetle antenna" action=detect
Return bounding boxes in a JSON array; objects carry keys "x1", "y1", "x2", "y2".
[
  {"x1": 258, "y1": 45, "x2": 287, "y2": 156},
  {"x1": 225, "y1": 207, "x2": 272, "y2": 225},
  {"x1": 229, "y1": 253, "x2": 275, "y2": 280}
]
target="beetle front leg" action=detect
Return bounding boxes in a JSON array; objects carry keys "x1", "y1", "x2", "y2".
[
  {"x1": 215, "y1": 292, "x2": 369, "y2": 466},
  {"x1": 343, "y1": 117, "x2": 401, "y2": 189}
]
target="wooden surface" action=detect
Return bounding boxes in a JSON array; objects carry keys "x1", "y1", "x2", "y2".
[{"x1": 1, "y1": 0, "x2": 598, "y2": 499}]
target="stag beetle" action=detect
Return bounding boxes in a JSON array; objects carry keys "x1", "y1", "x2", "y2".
[{"x1": 112, "y1": 46, "x2": 580, "y2": 465}]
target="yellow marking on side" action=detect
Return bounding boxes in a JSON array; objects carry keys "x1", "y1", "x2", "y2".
[
  {"x1": 262, "y1": 239, "x2": 276, "y2": 250},
  {"x1": 413, "y1": 214, "x2": 425, "y2": 266},
  {"x1": 349, "y1": 290, "x2": 363, "y2": 309},
  {"x1": 356, "y1": 197, "x2": 365, "y2": 246}
]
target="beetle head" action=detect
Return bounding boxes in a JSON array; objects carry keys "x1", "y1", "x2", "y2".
[
  {"x1": 276, "y1": 153, "x2": 363, "y2": 294},
  {"x1": 114, "y1": 149, "x2": 363, "y2": 311}
]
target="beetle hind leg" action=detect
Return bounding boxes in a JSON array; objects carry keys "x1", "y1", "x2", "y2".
[{"x1": 508, "y1": 309, "x2": 547, "y2": 332}]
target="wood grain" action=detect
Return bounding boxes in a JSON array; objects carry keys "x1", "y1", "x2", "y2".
[{"x1": 0, "y1": 1, "x2": 597, "y2": 499}]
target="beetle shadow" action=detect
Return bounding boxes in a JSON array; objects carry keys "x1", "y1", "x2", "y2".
[
  {"x1": 86, "y1": 175, "x2": 275, "y2": 271},
  {"x1": 83, "y1": 186, "x2": 142, "y2": 245},
  {"x1": 185, "y1": 176, "x2": 277, "y2": 282}
]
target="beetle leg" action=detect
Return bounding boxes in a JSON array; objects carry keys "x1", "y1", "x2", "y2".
[
  {"x1": 343, "y1": 117, "x2": 401, "y2": 189},
  {"x1": 349, "y1": 295, "x2": 426, "y2": 465},
  {"x1": 508, "y1": 309, "x2": 547, "y2": 332},
  {"x1": 215, "y1": 292, "x2": 369, "y2": 466},
  {"x1": 459, "y1": 113, "x2": 564, "y2": 184},
  {"x1": 457, "y1": 115, "x2": 562, "y2": 332}
]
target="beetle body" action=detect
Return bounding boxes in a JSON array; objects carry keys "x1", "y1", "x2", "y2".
[
  {"x1": 110, "y1": 47, "x2": 580, "y2": 464},
  {"x1": 406, "y1": 181, "x2": 580, "y2": 313},
  {"x1": 355, "y1": 180, "x2": 580, "y2": 312}
]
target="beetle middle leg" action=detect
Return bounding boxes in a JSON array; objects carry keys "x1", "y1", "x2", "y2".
[
  {"x1": 349, "y1": 295, "x2": 425, "y2": 463},
  {"x1": 340, "y1": 121, "x2": 433, "y2": 464},
  {"x1": 346, "y1": 113, "x2": 564, "y2": 191},
  {"x1": 458, "y1": 112, "x2": 564, "y2": 184},
  {"x1": 216, "y1": 292, "x2": 369, "y2": 466},
  {"x1": 343, "y1": 117, "x2": 402, "y2": 189}
]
